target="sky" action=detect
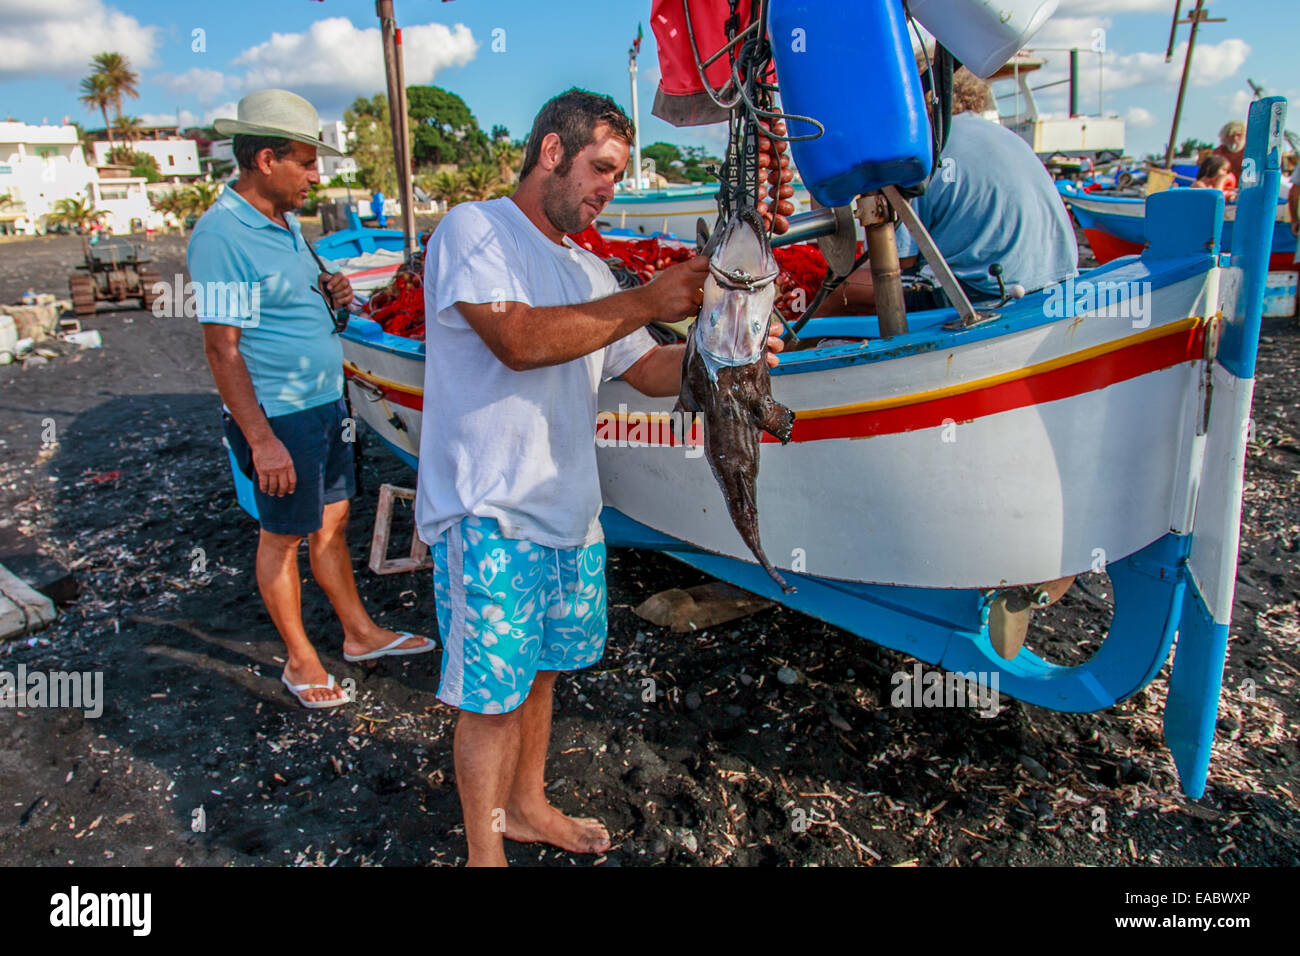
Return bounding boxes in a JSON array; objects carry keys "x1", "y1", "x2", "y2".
[{"x1": 0, "y1": 0, "x2": 1289, "y2": 162}]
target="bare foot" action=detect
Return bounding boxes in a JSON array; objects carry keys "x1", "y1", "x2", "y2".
[
  {"x1": 342, "y1": 626, "x2": 433, "y2": 660},
  {"x1": 504, "y1": 801, "x2": 611, "y2": 854},
  {"x1": 282, "y1": 658, "x2": 348, "y2": 705}
]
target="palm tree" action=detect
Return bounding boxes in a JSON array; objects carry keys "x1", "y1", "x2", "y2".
[
  {"x1": 491, "y1": 140, "x2": 522, "y2": 184},
  {"x1": 186, "y1": 181, "x2": 221, "y2": 218},
  {"x1": 45, "y1": 198, "x2": 107, "y2": 233},
  {"x1": 78, "y1": 73, "x2": 115, "y2": 154},
  {"x1": 108, "y1": 115, "x2": 144, "y2": 164},
  {"x1": 462, "y1": 165, "x2": 498, "y2": 202},
  {"x1": 425, "y1": 169, "x2": 466, "y2": 208},
  {"x1": 112, "y1": 115, "x2": 143, "y2": 146},
  {"x1": 92, "y1": 52, "x2": 140, "y2": 134}
]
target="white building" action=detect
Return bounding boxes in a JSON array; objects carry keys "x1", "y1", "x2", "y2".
[
  {"x1": 209, "y1": 120, "x2": 353, "y2": 181},
  {"x1": 90, "y1": 128, "x2": 200, "y2": 177},
  {"x1": 0, "y1": 122, "x2": 96, "y2": 234},
  {"x1": 88, "y1": 177, "x2": 160, "y2": 235},
  {"x1": 319, "y1": 121, "x2": 354, "y2": 179}
]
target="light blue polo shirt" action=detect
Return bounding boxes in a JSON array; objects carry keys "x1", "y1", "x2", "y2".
[
  {"x1": 897, "y1": 113, "x2": 1078, "y2": 297},
  {"x1": 187, "y1": 184, "x2": 344, "y2": 418}
]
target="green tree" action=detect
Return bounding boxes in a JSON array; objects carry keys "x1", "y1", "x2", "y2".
[
  {"x1": 642, "y1": 142, "x2": 682, "y2": 169},
  {"x1": 128, "y1": 151, "x2": 161, "y2": 183},
  {"x1": 45, "y1": 198, "x2": 107, "y2": 233},
  {"x1": 461, "y1": 165, "x2": 498, "y2": 202},
  {"x1": 407, "y1": 85, "x2": 490, "y2": 167},
  {"x1": 491, "y1": 139, "x2": 522, "y2": 184},
  {"x1": 344, "y1": 94, "x2": 395, "y2": 194},
  {"x1": 1178, "y1": 138, "x2": 1212, "y2": 157},
  {"x1": 92, "y1": 52, "x2": 139, "y2": 134},
  {"x1": 490, "y1": 124, "x2": 510, "y2": 143},
  {"x1": 78, "y1": 73, "x2": 115, "y2": 154},
  {"x1": 422, "y1": 169, "x2": 466, "y2": 207}
]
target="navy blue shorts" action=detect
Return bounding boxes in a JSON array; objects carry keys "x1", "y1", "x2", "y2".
[{"x1": 223, "y1": 398, "x2": 355, "y2": 536}]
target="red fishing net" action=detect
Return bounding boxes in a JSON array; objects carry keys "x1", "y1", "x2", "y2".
[{"x1": 363, "y1": 227, "x2": 831, "y2": 340}]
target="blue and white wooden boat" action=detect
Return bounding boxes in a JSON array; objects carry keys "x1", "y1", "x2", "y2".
[
  {"x1": 1058, "y1": 179, "x2": 1296, "y2": 268},
  {"x1": 599, "y1": 182, "x2": 812, "y2": 240},
  {"x1": 327, "y1": 99, "x2": 1288, "y2": 799},
  {"x1": 313, "y1": 207, "x2": 406, "y2": 258}
]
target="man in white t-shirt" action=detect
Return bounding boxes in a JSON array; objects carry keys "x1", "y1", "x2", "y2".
[{"x1": 418, "y1": 88, "x2": 784, "y2": 866}]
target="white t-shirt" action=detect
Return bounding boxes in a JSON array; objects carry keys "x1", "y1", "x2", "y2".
[{"x1": 416, "y1": 197, "x2": 656, "y2": 548}]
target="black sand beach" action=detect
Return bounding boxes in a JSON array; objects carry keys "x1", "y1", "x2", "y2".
[{"x1": 0, "y1": 226, "x2": 1296, "y2": 866}]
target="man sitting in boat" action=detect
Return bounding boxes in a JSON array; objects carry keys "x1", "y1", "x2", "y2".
[
  {"x1": 415, "y1": 87, "x2": 783, "y2": 865},
  {"x1": 792, "y1": 64, "x2": 1077, "y2": 317},
  {"x1": 190, "y1": 90, "x2": 434, "y2": 709},
  {"x1": 1210, "y1": 120, "x2": 1246, "y2": 180}
]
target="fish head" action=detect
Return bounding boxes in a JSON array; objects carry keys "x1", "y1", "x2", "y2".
[{"x1": 697, "y1": 207, "x2": 778, "y2": 364}]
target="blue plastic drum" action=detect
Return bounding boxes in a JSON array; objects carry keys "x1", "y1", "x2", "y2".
[{"x1": 768, "y1": 0, "x2": 932, "y2": 206}]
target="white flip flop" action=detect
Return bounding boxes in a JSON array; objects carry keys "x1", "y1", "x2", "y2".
[
  {"x1": 281, "y1": 671, "x2": 351, "y2": 709},
  {"x1": 342, "y1": 631, "x2": 436, "y2": 663}
]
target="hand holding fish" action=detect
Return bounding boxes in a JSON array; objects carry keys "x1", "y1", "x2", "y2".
[
  {"x1": 640, "y1": 254, "x2": 711, "y2": 322},
  {"x1": 766, "y1": 317, "x2": 786, "y2": 368}
]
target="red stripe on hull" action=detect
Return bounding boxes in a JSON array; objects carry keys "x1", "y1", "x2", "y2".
[
  {"x1": 346, "y1": 321, "x2": 1206, "y2": 445},
  {"x1": 782, "y1": 323, "x2": 1205, "y2": 443},
  {"x1": 1083, "y1": 228, "x2": 1144, "y2": 264}
]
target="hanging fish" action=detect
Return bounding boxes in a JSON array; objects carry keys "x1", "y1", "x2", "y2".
[{"x1": 675, "y1": 207, "x2": 796, "y2": 592}]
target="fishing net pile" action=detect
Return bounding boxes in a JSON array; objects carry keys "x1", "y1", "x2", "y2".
[{"x1": 362, "y1": 227, "x2": 832, "y2": 341}]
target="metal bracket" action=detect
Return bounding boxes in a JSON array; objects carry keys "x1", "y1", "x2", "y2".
[{"x1": 882, "y1": 185, "x2": 982, "y2": 328}]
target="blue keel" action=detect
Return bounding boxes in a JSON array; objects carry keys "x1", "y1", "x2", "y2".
[
  {"x1": 603, "y1": 507, "x2": 1190, "y2": 713},
  {"x1": 1164, "y1": 583, "x2": 1227, "y2": 800}
]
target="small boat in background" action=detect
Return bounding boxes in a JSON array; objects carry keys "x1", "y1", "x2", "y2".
[
  {"x1": 1059, "y1": 180, "x2": 1297, "y2": 268},
  {"x1": 598, "y1": 181, "x2": 812, "y2": 240}
]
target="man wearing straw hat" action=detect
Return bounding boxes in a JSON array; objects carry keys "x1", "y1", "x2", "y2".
[{"x1": 189, "y1": 89, "x2": 433, "y2": 709}]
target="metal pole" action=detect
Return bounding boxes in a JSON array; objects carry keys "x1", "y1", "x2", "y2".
[
  {"x1": 377, "y1": 0, "x2": 416, "y2": 255},
  {"x1": 393, "y1": 24, "x2": 416, "y2": 254},
  {"x1": 1164, "y1": 0, "x2": 1205, "y2": 170},
  {"x1": 1069, "y1": 49, "x2": 1078, "y2": 118},
  {"x1": 856, "y1": 192, "x2": 907, "y2": 337},
  {"x1": 629, "y1": 51, "x2": 642, "y2": 192}
]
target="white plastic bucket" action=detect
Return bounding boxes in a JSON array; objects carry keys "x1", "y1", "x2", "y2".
[
  {"x1": 0, "y1": 314, "x2": 16, "y2": 365},
  {"x1": 908, "y1": 0, "x2": 1060, "y2": 78},
  {"x1": 1263, "y1": 270, "x2": 1298, "y2": 319}
]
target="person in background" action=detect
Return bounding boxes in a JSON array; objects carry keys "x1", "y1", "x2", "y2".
[
  {"x1": 1289, "y1": 162, "x2": 1299, "y2": 262},
  {"x1": 370, "y1": 190, "x2": 387, "y2": 228},
  {"x1": 792, "y1": 64, "x2": 1077, "y2": 317},
  {"x1": 191, "y1": 90, "x2": 433, "y2": 709},
  {"x1": 1192, "y1": 153, "x2": 1238, "y2": 202},
  {"x1": 1211, "y1": 120, "x2": 1245, "y2": 180}
]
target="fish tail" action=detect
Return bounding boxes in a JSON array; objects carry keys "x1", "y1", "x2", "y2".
[{"x1": 725, "y1": 478, "x2": 796, "y2": 594}]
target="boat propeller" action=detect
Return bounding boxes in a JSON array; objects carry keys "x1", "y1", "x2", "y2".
[{"x1": 987, "y1": 575, "x2": 1076, "y2": 660}]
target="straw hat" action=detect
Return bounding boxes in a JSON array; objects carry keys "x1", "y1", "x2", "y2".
[{"x1": 213, "y1": 90, "x2": 343, "y2": 156}]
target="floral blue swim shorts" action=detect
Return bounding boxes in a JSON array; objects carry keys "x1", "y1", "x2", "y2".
[{"x1": 431, "y1": 516, "x2": 608, "y2": 715}]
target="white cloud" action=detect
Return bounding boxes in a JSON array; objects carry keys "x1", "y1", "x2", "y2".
[
  {"x1": 1125, "y1": 106, "x2": 1155, "y2": 128},
  {"x1": 229, "y1": 17, "x2": 477, "y2": 114},
  {"x1": 1009, "y1": 36, "x2": 1250, "y2": 119},
  {"x1": 1219, "y1": 89, "x2": 1253, "y2": 119},
  {"x1": 153, "y1": 68, "x2": 228, "y2": 105},
  {"x1": 138, "y1": 101, "x2": 238, "y2": 130},
  {"x1": 0, "y1": 0, "x2": 160, "y2": 77}
]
